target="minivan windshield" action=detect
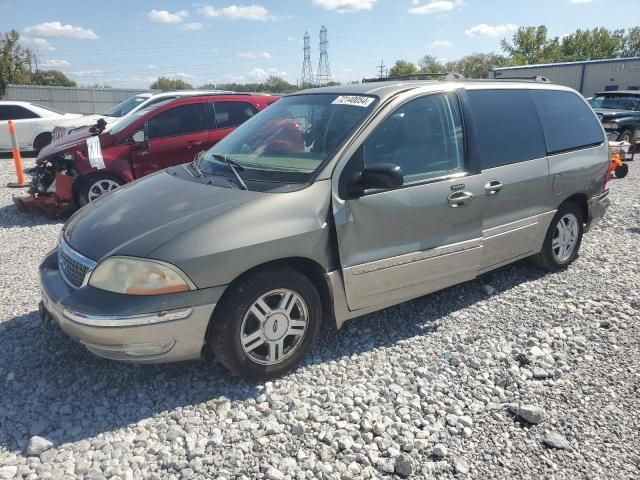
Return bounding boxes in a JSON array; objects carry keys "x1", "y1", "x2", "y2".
[
  {"x1": 589, "y1": 94, "x2": 640, "y2": 111},
  {"x1": 102, "y1": 95, "x2": 149, "y2": 117},
  {"x1": 108, "y1": 100, "x2": 171, "y2": 135},
  {"x1": 199, "y1": 93, "x2": 377, "y2": 184}
]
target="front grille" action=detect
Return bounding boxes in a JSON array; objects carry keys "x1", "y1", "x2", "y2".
[
  {"x1": 52, "y1": 126, "x2": 66, "y2": 142},
  {"x1": 58, "y1": 238, "x2": 97, "y2": 288}
]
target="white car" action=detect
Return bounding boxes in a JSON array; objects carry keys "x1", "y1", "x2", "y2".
[
  {"x1": 0, "y1": 101, "x2": 83, "y2": 152},
  {"x1": 51, "y1": 90, "x2": 236, "y2": 141}
]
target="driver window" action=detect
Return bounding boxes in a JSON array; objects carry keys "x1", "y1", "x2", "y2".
[
  {"x1": 362, "y1": 93, "x2": 465, "y2": 183},
  {"x1": 147, "y1": 103, "x2": 206, "y2": 140}
]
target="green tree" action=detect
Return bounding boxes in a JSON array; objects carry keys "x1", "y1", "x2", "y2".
[
  {"x1": 418, "y1": 54, "x2": 444, "y2": 74},
  {"x1": 447, "y1": 52, "x2": 511, "y2": 79},
  {"x1": 559, "y1": 28, "x2": 624, "y2": 61},
  {"x1": 501, "y1": 26, "x2": 560, "y2": 65},
  {"x1": 622, "y1": 26, "x2": 640, "y2": 57},
  {"x1": 389, "y1": 59, "x2": 418, "y2": 77},
  {"x1": 0, "y1": 29, "x2": 35, "y2": 95},
  {"x1": 263, "y1": 75, "x2": 297, "y2": 93},
  {"x1": 31, "y1": 69, "x2": 76, "y2": 87},
  {"x1": 150, "y1": 76, "x2": 193, "y2": 90}
]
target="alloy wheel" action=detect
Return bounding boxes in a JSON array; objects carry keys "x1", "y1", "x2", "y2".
[
  {"x1": 240, "y1": 288, "x2": 309, "y2": 366},
  {"x1": 552, "y1": 213, "x2": 579, "y2": 263},
  {"x1": 87, "y1": 179, "x2": 120, "y2": 202}
]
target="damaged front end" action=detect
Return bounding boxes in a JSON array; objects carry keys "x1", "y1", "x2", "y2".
[{"x1": 13, "y1": 155, "x2": 78, "y2": 217}]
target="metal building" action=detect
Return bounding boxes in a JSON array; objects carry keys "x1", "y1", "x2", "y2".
[
  {"x1": 2, "y1": 84, "x2": 151, "y2": 114},
  {"x1": 492, "y1": 57, "x2": 640, "y2": 97}
]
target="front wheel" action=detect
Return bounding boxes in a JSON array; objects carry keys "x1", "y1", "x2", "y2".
[
  {"x1": 209, "y1": 268, "x2": 322, "y2": 381},
  {"x1": 78, "y1": 173, "x2": 124, "y2": 206},
  {"x1": 530, "y1": 202, "x2": 584, "y2": 272}
]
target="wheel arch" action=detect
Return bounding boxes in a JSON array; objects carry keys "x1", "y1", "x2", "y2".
[
  {"x1": 562, "y1": 193, "x2": 588, "y2": 224},
  {"x1": 203, "y1": 256, "x2": 337, "y2": 356}
]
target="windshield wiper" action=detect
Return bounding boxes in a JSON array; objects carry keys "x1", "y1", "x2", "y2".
[
  {"x1": 189, "y1": 157, "x2": 203, "y2": 178},
  {"x1": 210, "y1": 154, "x2": 248, "y2": 190}
]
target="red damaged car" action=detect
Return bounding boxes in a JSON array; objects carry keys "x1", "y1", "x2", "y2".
[{"x1": 17, "y1": 93, "x2": 278, "y2": 214}]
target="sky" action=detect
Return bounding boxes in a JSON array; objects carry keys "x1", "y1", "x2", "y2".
[{"x1": 1, "y1": 0, "x2": 638, "y2": 89}]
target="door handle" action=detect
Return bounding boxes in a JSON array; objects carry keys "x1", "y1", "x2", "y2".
[
  {"x1": 447, "y1": 191, "x2": 473, "y2": 207},
  {"x1": 187, "y1": 140, "x2": 204, "y2": 149},
  {"x1": 485, "y1": 180, "x2": 503, "y2": 195}
]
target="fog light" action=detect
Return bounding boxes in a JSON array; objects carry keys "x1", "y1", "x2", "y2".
[{"x1": 122, "y1": 340, "x2": 175, "y2": 356}]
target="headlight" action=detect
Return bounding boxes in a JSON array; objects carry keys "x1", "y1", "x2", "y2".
[
  {"x1": 601, "y1": 122, "x2": 619, "y2": 130},
  {"x1": 89, "y1": 257, "x2": 194, "y2": 295}
]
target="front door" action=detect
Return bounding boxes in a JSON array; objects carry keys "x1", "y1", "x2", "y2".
[
  {"x1": 334, "y1": 92, "x2": 486, "y2": 311},
  {"x1": 131, "y1": 102, "x2": 210, "y2": 178}
]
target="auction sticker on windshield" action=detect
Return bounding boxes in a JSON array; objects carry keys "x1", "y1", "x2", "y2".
[
  {"x1": 331, "y1": 96, "x2": 375, "y2": 108},
  {"x1": 86, "y1": 136, "x2": 105, "y2": 170}
]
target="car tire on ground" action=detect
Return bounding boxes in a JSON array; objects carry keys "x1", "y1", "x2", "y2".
[
  {"x1": 209, "y1": 267, "x2": 323, "y2": 381},
  {"x1": 530, "y1": 202, "x2": 584, "y2": 272},
  {"x1": 33, "y1": 132, "x2": 52, "y2": 153},
  {"x1": 78, "y1": 173, "x2": 124, "y2": 206},
  {"x1": 618, "y1": 129, "x2": 634, "y2": 145}
]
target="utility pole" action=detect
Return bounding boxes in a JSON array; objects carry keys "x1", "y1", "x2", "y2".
[
  {"x1": 301, "y1": 31, "x2": 314, "y2": 87},
  {"x1": 316, "y1": 26, "x2": 332, "y2": 86}
]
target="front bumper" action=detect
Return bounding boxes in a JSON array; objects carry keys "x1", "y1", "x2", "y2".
[
  {"x1": 39, "y1": 250, "x2": 226, "y2": 363},
  {"x1": 586, "y1": 190, "x2": 610, "y2": 232}
]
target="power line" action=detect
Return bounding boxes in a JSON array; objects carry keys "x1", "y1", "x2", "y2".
[
  {"x1": 301, "y1": 31, "x2": 314, "y2": 86},
  {"x1": 316, "y1": 26, "x2": 332, "y2": 85}
]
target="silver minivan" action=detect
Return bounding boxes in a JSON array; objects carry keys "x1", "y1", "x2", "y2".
[{"x1": 39, "y1": 80, "x2": 610, "y2": 380}]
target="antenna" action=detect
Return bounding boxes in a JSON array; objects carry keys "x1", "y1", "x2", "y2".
[
  {"x1": 301, "y1": 31, "x2": 314, "y2": 87},
  {"x1": 316, "y1": 26, "x2": 332, "y2": 86}
]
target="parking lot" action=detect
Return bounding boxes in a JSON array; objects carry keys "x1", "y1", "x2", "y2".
[{"x1": 0, "y1": 157, "x2": 638, "y2": 479}]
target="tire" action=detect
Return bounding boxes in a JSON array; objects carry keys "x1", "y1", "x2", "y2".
[
  {"x1": 530, "y1": 202, "x2": 584, "y2": 272},
  {"x1": 78, "y1": 173, "x2": 124, "y2": 206},
  {"x1": 33, "y1": 132, "x2": 52, "y2": 153},
  {"x1": 209, "y1": 267, "x2": 322, "y2": 381},
  {"x1": 618, "y1": 129, "x2": 633, "y2": 145}
]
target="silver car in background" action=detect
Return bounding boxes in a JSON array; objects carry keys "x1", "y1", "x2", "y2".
[{"x1": 39, "y1": 79, "x2": 610, "y2": 380}]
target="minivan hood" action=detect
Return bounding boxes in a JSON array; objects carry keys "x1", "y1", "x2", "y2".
[
  {"x1": 64, "y1": 170, "x2": 260, "y2": 261},
  {"x1": 37, "y1": 127, "x2": 105, "y2": 161}
]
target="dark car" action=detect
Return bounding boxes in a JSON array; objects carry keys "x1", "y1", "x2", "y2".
[
  {"x1": 30, "y1": 93, "x2": 278, "y2": 207},
  {"x1": 589, "y1": 91, "x2": 640, "y2": 146}
]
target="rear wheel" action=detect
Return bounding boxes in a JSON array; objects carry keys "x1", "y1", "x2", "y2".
[
  {"x1": 209, "y1": 268, "x2": 322, "y2": 381},
  {"x1": 619, "y1": 129, "x2": 633, "y2": 144},
  {"x1": 530, "y1": 202, "x2": 584, "y2": 272},
  {"x1": 78, "y1": 173, "x2": 124, "y2": 206}
]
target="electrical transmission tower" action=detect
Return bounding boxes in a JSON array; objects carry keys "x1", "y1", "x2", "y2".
[
  {"x1": 316, "y1": 25, "x2": 332, "y2": 85},
  {"x1": 301, "y1": 31, "x2": 314, "y2": 87},
  {"x1": 377, "y1": 60, "x2": 387, "y2": 79}
]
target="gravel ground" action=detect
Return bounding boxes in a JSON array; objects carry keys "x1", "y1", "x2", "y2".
[{"x1": 0, "y1": 157, "x2": 638, "y2": 480}]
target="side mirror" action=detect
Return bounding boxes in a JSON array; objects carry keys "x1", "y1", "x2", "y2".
[
  {"x1": 348, "y1": 163, "x2": 403, "y2": 198},
  {"x1": 132, "y1": 122, "x2": 150, "y2": 150}
]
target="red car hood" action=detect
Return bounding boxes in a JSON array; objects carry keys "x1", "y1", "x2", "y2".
[{"x1": 37, "y1": 127, "x2": 111, "y2": 163}]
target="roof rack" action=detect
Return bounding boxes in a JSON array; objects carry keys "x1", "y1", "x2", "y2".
[
  {"x1": 490, "y1": 75, "x2": 552, "y2": 83},
  {"x1": 362, "y1": 72, "x2": 465, "y2": 83}
]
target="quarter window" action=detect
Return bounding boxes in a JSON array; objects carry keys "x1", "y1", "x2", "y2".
[
  {"x1": 467, "y1": 89, "x2": 547, "y2": 169},
  {"x1": 362, "y1": 93, "x2": 465, "y2": 183},
  {"x1": 214, "y1": 102, "x2": 256, "y2": 129},
  {"x1": 530, "y1": 90, "x2": 605, "y2": 154},
  {"x1": 147, "y1": 103, "x2": 206, "y2": 139},
  {"x1": 0, "y1": 105, "x2": 40, "y2": 121}
]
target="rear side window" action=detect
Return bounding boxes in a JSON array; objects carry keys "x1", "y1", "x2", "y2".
[
  {"x1": 214, "y1": 102, "x2": 256, "y2": 129},
  {"x1": 147, "y1": 103, "x2": 206, "y2": 139},
  {"x1": 531, "y1": 90, "x2": 604, "y2": 154},
  {"x1": 467, "y1": 89, "x2": 546, "y2": 169},
  {"x1": 0, "y1": 105, "x2": 40, "y2": 121}
]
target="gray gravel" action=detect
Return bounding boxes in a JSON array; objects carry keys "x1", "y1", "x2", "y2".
[{"x1": 1, "y1": 157, "x2": 639, "y2": 479}]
